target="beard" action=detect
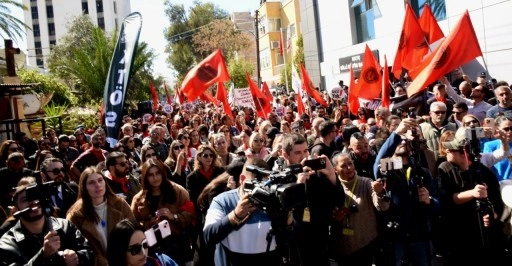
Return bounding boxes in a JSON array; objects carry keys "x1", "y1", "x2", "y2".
[
  {"x1": 21, "y1": 207, "x2": 44, "y2": 222},
  {"x1": 394, "y1": 144, "x2": 409, "y2": 157}
]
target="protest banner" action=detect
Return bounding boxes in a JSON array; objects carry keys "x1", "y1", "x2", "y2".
[{"x1": 233, "y1": 88, "x2": 256, "y2": 109}]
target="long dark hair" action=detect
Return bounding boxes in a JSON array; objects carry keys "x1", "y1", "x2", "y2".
[
  {"x1": 107, "y1": 219, "x2": 143, "y2": 266},
  {"x1": 141, "y1": 159, "x2": 177, "y2": 209},
  {"x1": 76, "y1": 166, "x2": 116, "y2": 223}
]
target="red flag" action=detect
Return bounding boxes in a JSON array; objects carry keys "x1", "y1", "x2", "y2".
[
  {"x1": 181, "y1": 49, "x2": 230, "y2": 101},
  {"x1": 348, "y1": 65, "x2": 360, "y2": 116},
  {"x1": 199, "y1": 90, "x2": 220, "y2": 106},
  {"x1": 163, "y1": 80, "x2": 171, "y2": 104},
  {"x1": 381, "y1": 55, "x2": 390, "y2": 108},
  {"x1": 279, "y1": 29, "x2": 284, "y2": 56},
  {"x1": 261, "y1": 81, "x2": 273, "y2": 102},
  {"x1": 407, "y1": 10, "x2": 483, "y2": 97},
  {"x1": 216, "y1": 82, "x2": 234, "y2": 119},
  {"x1": 299, "y1": 64, "x2": 328, "y2": 107},
  {"x1": 392, "y1": 4, "x2": 427, "y2": 78},
  {"x1": 246, "y1": 72, "x2": 270, "y2": 118},
  {"x1": 149, "y1": 81, "x2": 159, "y2": 111},
  {"x1": 419, "y1": 4, "x2": 444, "y2": 44},
  {"x1": 297, "y1": 86, "x2": 305, "y2": 116},
  {"x1": 357, "y1": 44, "x2": 383, "y2": 100}
]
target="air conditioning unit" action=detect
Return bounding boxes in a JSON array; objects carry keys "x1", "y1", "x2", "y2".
[{"x1": 271, "y1": 41, "x2": 280, "y2": 50}]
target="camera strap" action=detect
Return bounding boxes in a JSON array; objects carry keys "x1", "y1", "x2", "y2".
[{"x1": 343, "y1": 176, "x2": 358, "y2": 208}]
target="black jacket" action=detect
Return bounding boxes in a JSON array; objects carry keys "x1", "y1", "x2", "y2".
[{"x1": 0, "y1": 216, "x2": 93, "y2": 265}]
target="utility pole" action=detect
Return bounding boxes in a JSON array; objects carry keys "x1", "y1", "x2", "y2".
[{"x1": 254, "y1": 10, "x2": 261, "y2": 88}]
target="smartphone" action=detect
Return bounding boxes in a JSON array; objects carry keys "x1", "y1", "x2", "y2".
[
  {"x1": 380, "y1": 157, "x2": 403, "y2": 172},
  {"x1": 304, "y1": 158, "x2": 326, "y2": 170},
  {"x1": 145, "y1": 220, "x2": 172, "y2": 247},
  {"x1": 465, "y1": 127, "x2": 485, "y2": 140},
  {"x1": 484, "y1": 118, "x2": 495, "y2": 129}
]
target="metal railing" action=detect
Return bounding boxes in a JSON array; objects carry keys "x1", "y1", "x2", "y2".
[{"x1": 0, "y1": 116, "x2": 62, "y2": 141}]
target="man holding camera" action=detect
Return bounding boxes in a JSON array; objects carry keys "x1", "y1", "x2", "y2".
[
  {"x1": 438, "y1": 127, "x2": 506, "y2": 265},
  {"x1": 203, "y1": 158, "x2": 285, "y2": 266},
  {"x1": 0, "y1": 178, "x2": 92, "y2": 265},
  {"x1": 282, "y1": 133, "x2": 345, "y2": 266},
  {"x1": 40, "y1": 158, "x2": 78, "y2": 218},
  {"x1": 374, "y1": 118, "x2": 439, "y2": 266}
]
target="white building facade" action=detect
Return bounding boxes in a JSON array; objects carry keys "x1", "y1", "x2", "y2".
[
  {"x1": 300, "y1": 0, "x2": 512, "y2": 90},
  {"x1": 22, "y1": 0, "x2": 131, "y2": 69}
]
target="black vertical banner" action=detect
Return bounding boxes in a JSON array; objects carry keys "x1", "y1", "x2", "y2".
[{"x1": 102, "y1": 12, "x2": 142, "y2": 147}]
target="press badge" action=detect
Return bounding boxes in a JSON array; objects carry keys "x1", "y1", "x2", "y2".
[
  {"x1": 342, "y1": 227, "x2": 354, "y2": 236},
  {"x1": 302, "y1": 207, "x2": 310, "y2": 222}
]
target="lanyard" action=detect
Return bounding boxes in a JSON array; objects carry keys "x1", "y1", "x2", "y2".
[{"x1": 344, "y1": 175, "x2": 358, "y2": 208}]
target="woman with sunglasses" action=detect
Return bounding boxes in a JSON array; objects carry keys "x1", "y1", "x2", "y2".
[
  {"x1": 164, "y1": 140, "x2": 191, "y2": 188},
  {"x1": 120, "y1": 136, "x2": 142, "y2": 165},
  {"x1": 0, "y1": 140, "x2": 22, "y2": 168},
  {"x1": 218, "y1": 125, "x2": 238, "y2": 153},
  {"x1": 140, "y1": 145, "x2": 158, "y2": 164},
  {"x1": 210, "y1": 133, "x2": 236, "y2": 169},
  {"x1": 131, "y1": 159, "x2": 195, "y2": 265},
  {"x1": 245, "y1": 132, "x2": 270, "y2": 160},
  {"x1": 177, "y1": 129, "x2": 197, "y2": 160},
  {"x1": 107, "y1": 219, "x2": 178, "y2": 266},
  {"x1": 67, "y1": 166, "x2": 135, "y2": 266}
]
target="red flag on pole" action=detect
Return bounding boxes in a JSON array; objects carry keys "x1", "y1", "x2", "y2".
[
  {"x1": 407, "y1": 10, "x2": 483, "y2": 97},
  {"x1": 297, "y1": 86, "x2": 305, "y2": 116},
  {"x1": 279, "y1": 29, "x2": 284, "y2": 56},
  {"x1": 299, "y1": 64, "x2": 328, "y2": 107},
  {"x1": 149, "y1": 81, "x2": 159, "y2": 111},
  {"x1": 381, "y1": 55, "x2": 391, "y2": 108},
  {"x1": 419, "y1": 4, "x2": 444, "y2": 44},
  {"x1": 348, "y1": 65, "x2": 360, "y2": 116},
  {"x1": 392, "y1": 4, "x2": 426, "y2": 79},
  {"x1": 181, "y1": 49, "x2": 230, "y2": 101},
  {"x1": 246, "y1": 72, "x2": 270, "y2": 118},
  {"x1": 216, "y1": 82, "x2": 234, "y2": 119},
  {"x1": 163, "y1": 80, "x2": 171, "y2": 104},
  {"x1": 199, "y1": 91, "x2": 220, "y2": 106},
  {"x1": 357, "y1": 44, "x2": 383, "y2": 100},
  {"x1": 261, "y1": 81, "x2": 273, "y2": 102}
]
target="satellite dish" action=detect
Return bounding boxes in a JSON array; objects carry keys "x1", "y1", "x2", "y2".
[{"x1": 22, "y1": 94, "x2": 41, "y2": 115}]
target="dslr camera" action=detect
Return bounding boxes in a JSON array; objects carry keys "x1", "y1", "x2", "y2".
[{"x1": 24, "y1": 181, "x2": 60, "y2": 216}]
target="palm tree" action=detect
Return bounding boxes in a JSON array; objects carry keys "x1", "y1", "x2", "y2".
[{"x1": 0, "y1": 0, "x2": 30, "y2": 43}]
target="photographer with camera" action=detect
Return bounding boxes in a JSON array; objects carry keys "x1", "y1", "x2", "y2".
[
  {"x1": 373, "y1": 118, "x2": 440, "y2": 266},
  {"x1": 438, "y1": 127, "x2": 507, "y2": 265},
  {"x1": 0, "y1": 177, "x2": 93, "y2": 265},
  {"x1": 203, "y1": 158, "x2": 287, "y2": 265},
  {"x1": 282, "y1": 133, "x2": 345, "y2": 266},
  {"x1": 40, "y1": 158, "x2": 77, "y2": 218}
]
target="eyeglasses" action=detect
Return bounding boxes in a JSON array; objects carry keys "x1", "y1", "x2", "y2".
[
  {"x1": 47, "y1": 167, "x2": 65, "y2": 175},
  {"x1": 145, "y1": 152, "x2": 157, "y2": 157},
  {"x1": 173, "y1": 145, "x2": 185, "y2": 150},
  {"x1": 253, "y1": 138, "x2": 264, "y2": 143},
  {"x1": 464, "y1": 120, "x2": 479, "y2": 126},
  {"x1": 201, "y1": 153, "x2": 214, "y2": 158},
  {"x1": 432, "y1": 111, "x2": 446, "y2": 115},
  {"x1": 127, "y1": 240, "x2": 148, "y2": 256},
  {"x1": 501, "y1": 127, "x2": 512, "y2": 132},
  {"x1": 116, "y1": 161, "x2": 130, "y2": 167}
]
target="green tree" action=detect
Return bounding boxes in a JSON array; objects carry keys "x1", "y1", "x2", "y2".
[
  {"x1": 281, "y1": 34, "x2": 304, "y2": 91},
  {"x1": 0, "y1": 0, "x2": 30, "y2": 43},
  {"x1": 227, "y1": 57, "x2": 254, "y2": 88},
  {"x1": 47, "y1": 15, "x2": 156, "y2": 104},
  {"x1": 17, "y1": 68, "x2": 75, "y2": 106},
  {"x1": 164, "y1": 0, "x2": 228, "y2": 82}
]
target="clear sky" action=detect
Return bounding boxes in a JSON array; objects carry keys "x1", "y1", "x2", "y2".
[{"x1": 130, "y1": 0, "x2": 260, "y2": 83}]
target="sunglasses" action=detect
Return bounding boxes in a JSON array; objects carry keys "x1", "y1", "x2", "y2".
[
  {"x1": 464, "y1": 120, "x2": 479, "y2": 126},
  {"x1": 173, "y1": 145, "x2": 185, "y2": 150},
  {"x1": 501, "y1": 127, "x2": 512, "y2": 132},
  {"x1": 47, "y1": 167, "x2": 65, "y2": 175},
  {"x1": 145, "y1": 152, "x2": 157, "y2": 157},
  {"x1": 432, "y1": 111, "x2": 446, "y2": 115},
  {"x1": 201, "y1": 153, "x2": 214, "y2": 158},
  {"x1": 180, "y1": 136, "x2": 190, "y2": 140},
  {"x1": 253, "y1": 138, "x2": 264, "y2": 143},
  {"x1": 127, "y1": 240, "x2": 148, "y2": 256}
]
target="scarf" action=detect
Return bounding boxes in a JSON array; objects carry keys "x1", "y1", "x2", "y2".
[{"x1": 199, "y1": 167, "x2": 214, "y2": 181}]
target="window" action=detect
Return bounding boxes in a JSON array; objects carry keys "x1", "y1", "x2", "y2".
[
  {"x1": 276, "y1": 51, "x2": 284, "y2": 65},
  {"x1": 261, "y1": 48, "x2": 271, "y2": 69},
  {"x1": 353, "y1": 0, "x2": 376, "y2": 43},
  {"x1": 50, "y1": 40, "x2": 56, "y2": 46},
  {"x1": 96, "y1": 0, "x2": 104, "y2": 13},
  {"x1": 411, "y1": 0, "x2": 446, "y2": 20},
  {"x1": 33, "y1": 24, "x2": 40, "y2": 37},
  {"x1": 98, "y1": 17, "x2": 105, "y2": 30},
  {"x1": 267, "y1": 18, "x2": 281, "y2": 32},
  {"x1": 258, "y1": 15, "x2": 267, "y2": 35},
  {"x1": 34, "y1": 41, "x2": 42, "y2": 55},
  {"x1": 82, "y1": 2, "x2": 89, "y2": 14},
  {"x1": 31, "y1": 6, "x2": 38, "y2": 19},
  {"x1": 48, "y1": 23, "x2": 55, "y2": 35},
  {"x1": 46, "y1": 5, "x2": 54, "y2": 18},
  {"x1": 36, "y1": 58, "x2": 44, "y2": 67}
]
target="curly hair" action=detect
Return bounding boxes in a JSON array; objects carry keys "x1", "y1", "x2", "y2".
[{"x1": 193, "y1": 144, "x2": 221, "y2": 170}]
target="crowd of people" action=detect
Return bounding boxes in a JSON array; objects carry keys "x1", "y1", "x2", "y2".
[{"x1": 0, "y1": 69, "x2": 512, "y2": 266}]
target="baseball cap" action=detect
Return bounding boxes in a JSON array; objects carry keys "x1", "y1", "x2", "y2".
[{"x1": 442, "y1": 127, "x2": 468, "y2": 150}]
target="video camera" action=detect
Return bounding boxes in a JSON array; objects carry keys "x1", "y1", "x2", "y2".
[
  {"x1": 25, "y1": 181, "x2": 60, "y2": 216},
  {"x1": 243, "y1": 164, "x2": 306, "y2": 218}
]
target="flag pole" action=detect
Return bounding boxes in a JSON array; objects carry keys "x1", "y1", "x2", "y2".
[{"x1": 254, "y1": 95, "x2": 268, "y2": 120}]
